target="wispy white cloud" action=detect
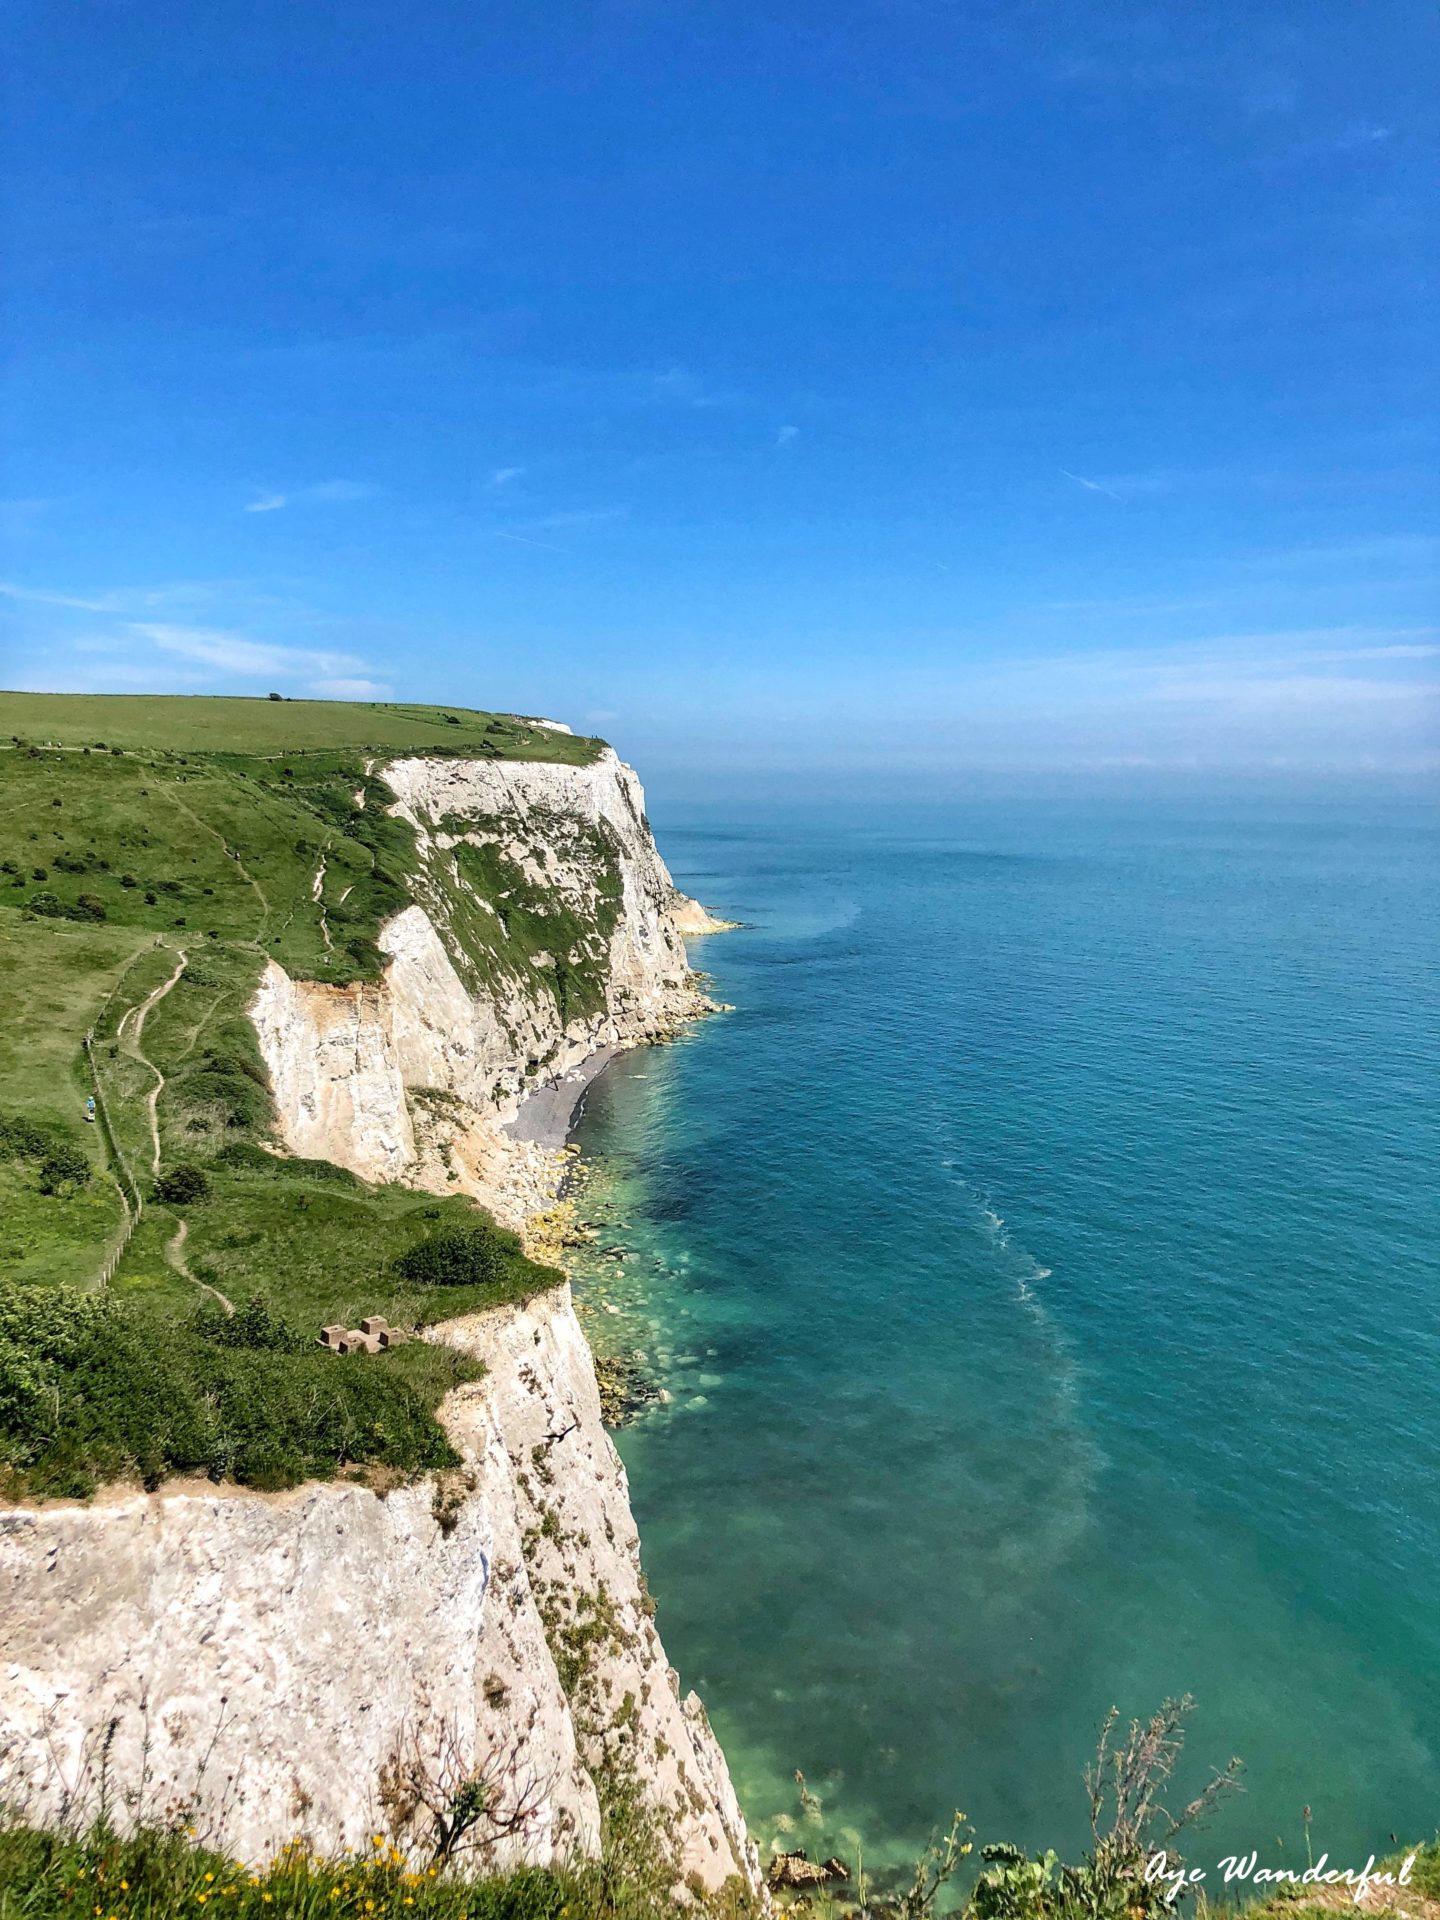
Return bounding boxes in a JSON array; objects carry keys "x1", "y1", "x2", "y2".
[
  {"x1": 490, "y1": 466, "x2": 524, "y2": 487},
  {"x1": 132, "y1": 622, "x2": 369, "y2": 680},
  {"x1": 491, "y1": 506, "x2": 628, "y2": 553},
  {"x1": 775, "y1": 425, "x2": 800, "y2": 449},
  {"x1": 1337, "y1": 121, "x2": 1393, "y2": 151},
  {"x1": 1, "y1": 580, "x2": 124, "y2": 613},
  {"x1": 492, "y1": 530, "x2": 564, "y2": 553},
  {"x1": 243, "y1": 480, "x2": 374, "y2": 514},
  {"x1": 1060, "y1": 468, "x2": 1126, "y2": 503}
]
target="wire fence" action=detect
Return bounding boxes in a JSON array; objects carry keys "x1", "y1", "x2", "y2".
[{"x1": 83, "y1": 1029, "x2": 143, "y2": 1288}]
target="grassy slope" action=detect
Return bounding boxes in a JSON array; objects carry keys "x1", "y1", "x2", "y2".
[
  {"x1": 0, "y1": 696, "x2": 615, "y2": 1499},
  {"x1": 1, "y1": 692, "x2": 604, "y2": 762}
]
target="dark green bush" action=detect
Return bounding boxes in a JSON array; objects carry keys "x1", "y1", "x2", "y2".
[
  {"x1": 153, "y1": 1162, "x2": 211, "y2": 1204},
  {"x1": 0, "y1": 1113, "x2": 54, "y2": 1160},
  {"x1": 396, "y1": 1224, "x2": 507, "y2": 1288},
  {"x1": 0, "y1": 1116, "x2": 90, "y2": 1194},
  {"x1": 37, "y1": 1143, "x2": 90, "y2": 1195},
  {"x1": 193, "y1": 1294, "x2": 309, "y2": 1353},
  {"x1": 211, "y1": 1139, "x2": 277, "y2": 1173},
  {"x1": 24, "y1": 889, "x2": 105, "y2": 922}
]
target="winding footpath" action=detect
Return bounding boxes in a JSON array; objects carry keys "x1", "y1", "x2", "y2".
[
  {"x1": 164, "y1": 1216, "x2": 234, "y2": 1315},
  {"x1": 119, "y1": 944, "x2": 188, "y2": 1173}
]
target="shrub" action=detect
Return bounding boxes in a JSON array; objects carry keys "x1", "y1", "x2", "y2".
[
  {"x1": 0, "y1": 1113, "x2": 54, "y2": 1160},
  {"x1": 211, "y1": 1139, "x2": 276, "y2": 1174},
  {"x1": 37, "y1": 1143, "x2": 90, "y2": 1195},
  {"x1": 396, "y1": 1224, "x2": 507, "y2": 1288},
  {"x1": 193, "y1": 1294, "x2": 309, "y2": 1354},
  {"x1": 153, "y1": 1162, "x2": 211, "y2": 1205},
  {"x1": 0, "y1": 1116, "x2": 90, "y2": 1194},
  {"x1": 24, "y1": 890, "x2": 107, "y2": 922}
]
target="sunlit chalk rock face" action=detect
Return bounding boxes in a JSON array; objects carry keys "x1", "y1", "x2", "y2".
[
  {"x1": 0, "y1": 1286, "x2": 757, "y2": 1892},
  {"x1": 249, "y1": 747, "x2": 713, "y2": 1228}
]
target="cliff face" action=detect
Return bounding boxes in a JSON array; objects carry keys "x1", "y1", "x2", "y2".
[
  {"x1": 0, "y1": 1288, "x2": 755, "y2": 1890},
  {"x1": 0, "y1": 737, "x2": 755, "y2": 1891},
  {"x1": 250, "y1": 747, "x2": 710, "y2": 1228}
]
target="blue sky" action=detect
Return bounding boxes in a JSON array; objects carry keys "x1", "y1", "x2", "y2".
[{"x1": 3, "y1": 0, "x2": 1436, "y2": 788}]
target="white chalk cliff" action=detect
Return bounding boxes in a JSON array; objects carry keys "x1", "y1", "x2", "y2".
[
  {"x1": 0, "y1": 1288, "x2": 754, "y2": 1889},
  {"x1": 0, "y1": 740, "x2": 757, "y2": 1891},
  {"x1": 250, "y1": 748, "x2": 712, "y2": 1228}
]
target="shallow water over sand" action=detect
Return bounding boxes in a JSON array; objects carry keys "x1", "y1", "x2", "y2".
[{"x1": 568, "y1": 793, "x2": 1440, "y2": 1878}]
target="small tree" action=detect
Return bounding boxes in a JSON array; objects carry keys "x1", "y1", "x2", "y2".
[
  {"x1": 379, "y1": 1714, "x2": 555, "y2": 1866},
  {"x1": 153, "y1": 1163, "x2": 210, "y2": 1205},
  {"x1": 267, "y1": 690, "x2": 282, "y2": 701}
]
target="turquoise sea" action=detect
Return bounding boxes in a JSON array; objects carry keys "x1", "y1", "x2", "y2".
[{"x1": 568, "y1": 792, "x2": 1439, "y2": 1879}]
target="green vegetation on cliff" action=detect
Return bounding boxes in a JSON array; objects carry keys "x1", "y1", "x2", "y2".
[
  {"x1": 4, "y1": 1707, "x2": 1429, "y2": 1920},
  {"x1": 1, "y1": 692, "x2": 604, "y2": 762},
  {"x1": 0, "y1": 694, "x2": 623, "y2": 1499}
]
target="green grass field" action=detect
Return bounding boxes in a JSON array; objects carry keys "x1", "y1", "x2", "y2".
[
  {"x1": 0, "y1": 692, "x2": 604, "y2": 762},
  {"x1": 0, "y1": 695, "x2": 609, "y2": 1499}
]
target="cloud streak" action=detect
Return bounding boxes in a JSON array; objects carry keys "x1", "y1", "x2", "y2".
[
  {"x1": 131, "y1": 622, "x2": 371, "y2": 684},
  {"x1": 243, "y1": 480, "x2": 374, "y2": 514}
]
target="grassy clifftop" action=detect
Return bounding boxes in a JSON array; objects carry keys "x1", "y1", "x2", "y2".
[
  {"x1": 1, "y1": 692, "x2": 605, "y2": 761},
  {"x1": 0, "y1": 694, "x2": 610, "y2": 1499}
]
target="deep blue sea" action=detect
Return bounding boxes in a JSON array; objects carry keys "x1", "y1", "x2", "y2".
[{"x1": 568, "y1": 792, "x2": 1439, "y2": 1880}]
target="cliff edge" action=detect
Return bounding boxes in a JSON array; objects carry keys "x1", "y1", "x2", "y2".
[
  {"x1": 0, "y1": 705, "x2": 755, "y2": 1893},
  {"x1": 0, "y1": 1285, "x2": 754, "y2": 1890},
  {"x1": 250, "y1": 747, "x2": 714, "y2": 1229}
]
